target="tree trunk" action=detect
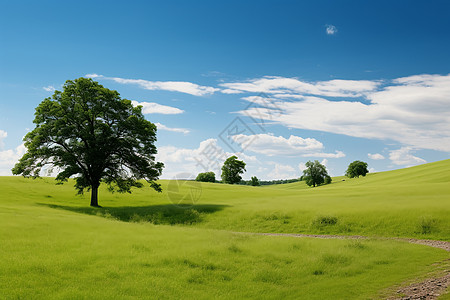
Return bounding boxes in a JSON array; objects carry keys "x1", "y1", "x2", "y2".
[{"x1": 90, "y1": 185, "x2": 100, "y2": 207}]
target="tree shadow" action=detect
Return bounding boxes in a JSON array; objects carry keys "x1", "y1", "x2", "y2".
[{"x1": 38, "y1": 203, "x2": 228, "y2": 225}]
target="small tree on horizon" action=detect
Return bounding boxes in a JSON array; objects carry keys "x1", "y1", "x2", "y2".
[
  {"x1": 302, "y1": 160, "x2": 331, "y2": 187},
  {"x1": 345, "y1": 161, "x2": 369, "y2": 178},
  {"x1": 12, "y1": 77, "x2": 164, "y2": 207},
  {"x1": 221, "y1": 156, "x2": 246, "y2": 184},
  {"x1": 250, "y1": 176, "x2": 260, "y2": 186},
  {"x1": 196, "y1": 171, "x2": 216, "y2": 183}
]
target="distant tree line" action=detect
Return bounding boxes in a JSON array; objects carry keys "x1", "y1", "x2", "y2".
[
  {"x1": 196, "y1": 156, "x2": 370, "y2": 188},
  {"x1": 237, "y1": 178, "x2": 302, "y2": 186}
]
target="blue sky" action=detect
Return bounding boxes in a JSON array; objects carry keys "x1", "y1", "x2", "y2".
[{"x1": 1, "y1": 0, "x2": 449, "y2": 179}]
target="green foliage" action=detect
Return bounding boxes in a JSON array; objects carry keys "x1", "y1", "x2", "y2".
[
  {"x1": 302, "y1": 160, "x2": 331, "y2": 187},
  {"x1": 346, "y1": 160, "x2": 369, "y2": 178},
  {"x1": 12, "y1": 77, "x2": 163, "y2": 206},
  {"x1": 250, "y1": 176, "x2": 260, "y2": 186},
  {"x1": 221, "y1": 156, "x2": 246, "y2": 184},
  {"x1": 312, "y1": 215, "x2": 338, "y2": 228},
  {"x1": 196, "y1": 171, "x2": 216, "y2": 183},
  {"x1": 417, "y1": 216, "x2": 437, "y2": 234}
]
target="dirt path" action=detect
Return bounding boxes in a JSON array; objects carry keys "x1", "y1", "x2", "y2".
[
  {"x1": 232, "y1": 232, "x2": 450, "y2": 299},
  {"x1": 389, "y1": 271, "x2": 450, "y2": 300}
]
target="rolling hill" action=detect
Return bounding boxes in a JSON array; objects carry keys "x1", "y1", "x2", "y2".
[{"x1": 0, "y1": 159, "x2": 449, "y2": 299}]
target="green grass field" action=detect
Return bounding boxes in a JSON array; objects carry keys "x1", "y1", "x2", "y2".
[{"x1": 1, "y1": 160, "x2": 449, "y2": 299}]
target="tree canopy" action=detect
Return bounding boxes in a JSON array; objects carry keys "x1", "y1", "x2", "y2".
[
  {"x1": 196, "y1": 171, "x2": 216, "y2": 183},
  {"x1": 221, "y1": 156, "x2": 246, "y2": 184},
  {"x1": 12, "y1": 77, "x2": 164, "y2": 207},
  {"x1": 345, "y1": 160, "x2": 369, "y2": 178},
  {"x1": 249, "y1": 176, "x2": 260, "y2": 186},
  {"x1": 302, "y1": 160, "x2": 331, "y2": 187}
]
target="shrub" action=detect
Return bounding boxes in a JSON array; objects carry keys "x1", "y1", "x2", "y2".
[
  {"x1": 312, "y1": 215, "x2": 338, "y2": 227},
  {"x1": 417, "y1": 216, "x2": 437, "y2": 234},
  {"x1": 249, "y1": 176, "x2": 260, "y2": 186},
  {"x1": 196, "y1": 172, "x2": 216, "y2": 183}
]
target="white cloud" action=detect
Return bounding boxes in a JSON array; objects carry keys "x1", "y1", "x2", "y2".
[
  {"x1": 298, "y1": 162, "x2": 306, "y2": 172},
  {"x1": 326, "y1": 25, "x2": 338, "y2": 35},
  {"x1": 0, "y1": 132, "x2": 42, "y2": 175},
  {"x1": 238, "y1": 74, "x2": 450, "y2": 152},
  {"x1": 156, "y1": 139, "x2": 314, "y2": 181},
  {"x1": 230, "y1": 133, "x2": 323, "y2": 156},
  {"x1": 267, "y1": 163, "x2": 297, "y2": 180},
  {"x1": 131, "y1": 100, "x2": 184, "y2": 115},
  {"x1": 0, "y1": 130, "x2": 7, "y2": 149},
  {"x1": 157, "y1": 139, "x2": 224, "y2": 178},
  {"x1": 389, "y1": 147, "x2": 426, "y2": 166},
  {"x1": 221, "y1": 89, "x2": 244, "y2": 94},
  {"x1": 85, "y1": 74, "x2": 103, "y2": 78},
  {"x1": 156, "y1": 139, "x2": 259, "y2": 179},
  {"x1": 221, "y1": 76, "x2": 379, "y2": 97},
  {"x1": 231, "y1": 133, "x2": 345, "y2": 158},
  {"x1": 229, "y1": 133, "x2": 345, "y2": 158},
  {"x1": 368, "y1": 153, "x2": 385, "y2": 160},
  {"x1": 86, "y1": 74, "x2": 218, "y2": 96},
  {"x1": 0, "y1": 143, "x2": 26, "y2": 176},
  {"x1": 155, "y1": 123, "x2": 190, "y2": 135},
  {"x1": 43, "y1": 86, "x2": 55, "y2": 92},
  {"x1": 302, "y1": 151, "x2": 345, "y2": 158},
  {"x1": 156, "y1": 139, "x2": 220, "y2": 179}
]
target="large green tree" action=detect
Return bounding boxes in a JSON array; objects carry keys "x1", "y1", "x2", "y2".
[
  {"x1": 12, "y1": 77, "x2": 164, "y2": 207},
  {"x1": 302, "y1": 160, "x2": 331, "y2": 187},
  {"x1": 221, "y1": 156, "x2": 246, "y2": 184},
  {"x1": 345, "y1": 160, "x2": 369, "y2": 178}
]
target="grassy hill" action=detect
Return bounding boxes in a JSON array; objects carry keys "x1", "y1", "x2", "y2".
[
  {"x1": 0, "y1": 159, "x2": 449, "y2": 299},
  {"x1": 190, "y1": 159, "x2": 450, "y2": 239},
  {"x1": 8, "y1": 158, "x2": 446, "y2": 240}
]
